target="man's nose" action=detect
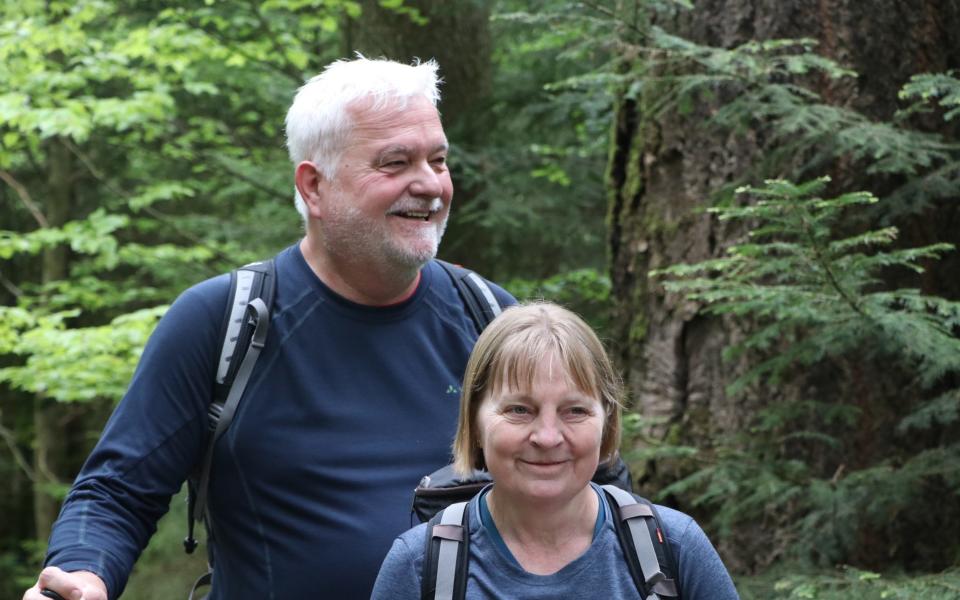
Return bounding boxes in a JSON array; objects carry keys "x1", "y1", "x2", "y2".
[{"x1": 408, "y1": 160, "x2": 445, "y2": 198}]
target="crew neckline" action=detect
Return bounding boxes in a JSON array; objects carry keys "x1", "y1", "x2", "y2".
[{"x1": 477, "y1": 484, "x2": 607, "y2": 569}]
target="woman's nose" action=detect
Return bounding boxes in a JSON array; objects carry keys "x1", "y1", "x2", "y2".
[{"x1": 529, "y1": 415, "x2": 563, "y2": 448}]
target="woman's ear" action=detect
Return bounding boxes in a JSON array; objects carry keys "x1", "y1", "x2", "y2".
[{"x1": 294, "y1": 161, "x2": 326, "y2": 219}]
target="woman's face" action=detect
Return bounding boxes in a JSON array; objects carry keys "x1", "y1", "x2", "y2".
[{"x1": 477, "y1": 354, "x2": 605, "y2": 507}]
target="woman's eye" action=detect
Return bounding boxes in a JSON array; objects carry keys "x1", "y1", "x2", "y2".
[{"x1": 506, "y1": 405, "x2": 529, "y2": 416}]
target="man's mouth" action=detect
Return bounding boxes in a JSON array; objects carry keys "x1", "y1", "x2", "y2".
[
  {"x1": 393, "y1": 209, "x2": 433, "y2": 221},
  {"x1": 389, "y1": 198, "x2": 444, "y2": 222}
]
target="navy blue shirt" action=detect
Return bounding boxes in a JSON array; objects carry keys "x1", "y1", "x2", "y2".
[{"x1": 45, "y1": 244, "x2": 514, "y2": 599}]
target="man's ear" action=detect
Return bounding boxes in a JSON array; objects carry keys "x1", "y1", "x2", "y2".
[{"x1": 294, "y1": 161, "x2": 326, "y2": 219}]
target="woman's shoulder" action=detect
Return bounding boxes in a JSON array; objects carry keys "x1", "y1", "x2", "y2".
[
  {"x1": 395, "y1": 521, "x2": 431, "y2": 552},
  {"x1": 651, "y1": 503, "x2": 698, "y2": 544},
  {"x1": 650, "y1": 504, "x2": 741, "y2": 599}
]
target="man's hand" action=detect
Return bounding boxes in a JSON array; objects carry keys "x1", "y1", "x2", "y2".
[{"x1": 22, "y1": 567, "x2": 108, "y2": 600}]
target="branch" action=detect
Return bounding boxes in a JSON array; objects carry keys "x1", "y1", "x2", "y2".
[
  {"x1": 0, "y1": 170, "x2": 49, "y2": 228},
  {"x1": 0, "y1": 418, "x2": 36, "y2": 483},
  {"x1": 789, "y1": 201, "x2": 867, "y2": 317},
  {"x1": 0, "y1": 269, "x2": 24, "y2": 297},
  {"x1": 185, "y1": 13, "x2": 302, "y2": 85},
  {"x1": 207, "y1": 153, "x2": 291, "y2": 203}
]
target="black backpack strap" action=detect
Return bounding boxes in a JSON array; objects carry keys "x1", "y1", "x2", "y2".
[
  {"x1": 436, "y1": 260, "x2": 503, "y2": 334},
  {"x1": 184, "y1": 259, "x2": 277, "y2": 555},
  {"x1": 602, "y1": 485, "x2": 679, "y2": 599},
  {"x1": 421, "y1": 501, "x2": 470, "y2": 600}
]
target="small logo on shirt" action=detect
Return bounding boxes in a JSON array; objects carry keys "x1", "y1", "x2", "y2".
[{"x1": 446, "y1": 384, "x2": 462, "y2": 395}]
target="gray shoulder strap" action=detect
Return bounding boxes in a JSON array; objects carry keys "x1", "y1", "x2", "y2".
[
  {"x1": 435, "y1": 260, "x2": 502, "y2": 333},
  {"x1": 216, "y1": 266, "x2": 260, "y2": 384},
  {"x1": 433, "y1": 501, "x2": 468, "y2": 600},
  {"x1": 602, "y1": 484, "x2": 677, "y2": 599},
  {"x1": 465, "y1": 272, "x2": 502, "y2": 320}
]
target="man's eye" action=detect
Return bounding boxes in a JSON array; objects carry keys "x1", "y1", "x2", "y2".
[{"x1": 431, "y1": 156, "x2": 447, "y2": 165}]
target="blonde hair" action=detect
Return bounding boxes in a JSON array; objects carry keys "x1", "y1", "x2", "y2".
[{"x1": 452, "y1": 302, "x2": 624, "y2": 475}]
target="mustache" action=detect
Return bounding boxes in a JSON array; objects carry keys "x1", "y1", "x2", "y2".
[{"x1": 388, "y1": 197, "x2": 444, "y2": 214}]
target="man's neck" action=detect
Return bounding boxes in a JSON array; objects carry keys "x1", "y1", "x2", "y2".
[{"x1": 298, "y1": 237, "x2": 422, "y2": 306}]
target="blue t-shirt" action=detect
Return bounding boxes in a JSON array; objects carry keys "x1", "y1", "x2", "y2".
[
  {"x1": 372, "y1": 483, "x2": 741, "y2": 600},
  {"x1": 44, "y1": 244, "x2": 514, "y2": 599}
]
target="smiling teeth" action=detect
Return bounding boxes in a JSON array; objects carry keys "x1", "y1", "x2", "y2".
[{"x1": 398, "y1": 210, "x2": 431, "y2": 220}]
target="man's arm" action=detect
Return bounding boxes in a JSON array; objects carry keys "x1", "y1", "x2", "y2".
[{"x1": 31, "y1": 275, "x2": 230, "y2": 598}]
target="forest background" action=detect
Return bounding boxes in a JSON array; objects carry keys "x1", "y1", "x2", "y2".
[{"x1": 1, "y1": 0, "x2": 959, "y2": 598}]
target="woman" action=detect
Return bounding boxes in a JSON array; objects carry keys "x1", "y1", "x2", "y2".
[{"x1": 372, "y1": 302, "x2": 739, "y2": 599}]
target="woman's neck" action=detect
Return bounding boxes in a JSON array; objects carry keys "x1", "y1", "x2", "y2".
[{"x1": 485, "y1": 486, "x2": 599, "y2": 575}]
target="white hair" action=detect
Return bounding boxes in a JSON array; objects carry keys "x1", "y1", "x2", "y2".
[{"x1": 285, "y1": 56, "x2": 442, "y2": 219}]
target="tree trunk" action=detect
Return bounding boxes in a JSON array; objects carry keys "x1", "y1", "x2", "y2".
[
  {"x1": 32, "y1": 138, "x2": 72, "y2": 541},
  {"x1": 607, "y1": 0, "x2": 960, "y2": 570}
]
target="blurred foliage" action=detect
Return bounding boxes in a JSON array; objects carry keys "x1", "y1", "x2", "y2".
[
  {"x1": 505, "y1": 268, "x2": 612, "y2": 337},
  {"x1": 737, "y1": 564, "x2": 960, "y2": 600},
  {"x1": 444, "y1": 0, "x2": 615, "y2": 278}
]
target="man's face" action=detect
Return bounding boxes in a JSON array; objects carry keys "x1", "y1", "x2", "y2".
[{"x1": 318, "y1": 96, "x2": 453, "y2": 272}]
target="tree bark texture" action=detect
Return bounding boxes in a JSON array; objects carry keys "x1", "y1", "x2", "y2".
[{"x1": 608, "y1": 0, "x2": 960, "y2": 570}]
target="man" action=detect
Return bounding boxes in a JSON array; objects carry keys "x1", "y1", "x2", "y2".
[{"x1": 24, "y1": 57, "x2": 514, "y2": 600}]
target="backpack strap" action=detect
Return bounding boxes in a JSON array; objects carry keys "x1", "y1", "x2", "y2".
[
  {"x1": 421, "y1": 501, "x2": 470, "y2": 600},
  {"x1": 436, "y1": 260, "x2": 503, "y2": 333},
  {"x1": 184, "y1": 259, "x2": 277, "y2": 555},
  {"x1": 602, "y1": 485, "x2": 679, "y2": 599}
]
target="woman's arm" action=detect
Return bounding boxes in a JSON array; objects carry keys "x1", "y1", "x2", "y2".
[{"x1": 674, "y1": 517, "x2": 740, "y2": 599}]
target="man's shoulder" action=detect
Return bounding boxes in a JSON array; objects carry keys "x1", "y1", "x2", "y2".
[
  {"x1": 172, "y1": 272, "x2": 232, "y2": 317},
  {"x1": 427, "y1": 260, "x2": 516, "y2": 307},
  {"x1": 173, "y1": 247, "x2": 293, "y2": 316}
]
